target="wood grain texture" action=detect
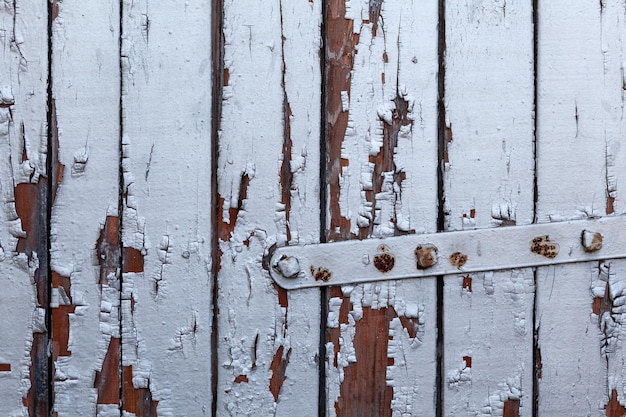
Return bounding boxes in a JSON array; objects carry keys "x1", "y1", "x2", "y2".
[
  {"x1": 323, "y1": 0, "x2": 439, "y2": 415},
  {"x1": 536, "y1": 0, "x2": 626, "y2": 414},
  {"x1": 442, "y1": 0, "x2": 535, "y2": 415},
  {"x1": 217, "y1": 0, "x2": 322, "y2": 414},
  {"x1": 49, "y1": 2, "x2": 121, "y2": 415},
  {"x1": 0, "y1": 1, "x2": 49, "y2": 415},
  {"x1": 120, "y1": 0, "x2": 212, "y2": 414}
]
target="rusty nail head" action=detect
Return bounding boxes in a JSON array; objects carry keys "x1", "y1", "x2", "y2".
[
  {"x1": 581, "y1": 230, "x2": 602, "y2": 252},
  {"x1": 415, "y1": 244, "x2": 438, "y2": 269},
  {"x1": 530, "y1": 235, "x2": 559, "y2": 259},
  {"x1": 274, "y1": 255, "x2": 301, "y2": 279},
  {"x1": 374, "y1": 245, "x2": 395, "y2": 273}
]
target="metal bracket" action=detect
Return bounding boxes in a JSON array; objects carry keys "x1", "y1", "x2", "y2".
[{"x1": 269, "y1": 216, "x2": 626, "y2": 289}]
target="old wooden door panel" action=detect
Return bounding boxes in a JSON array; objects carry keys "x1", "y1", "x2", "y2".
[
  {"x1": 121, "y1": 0, "x2": 213, "y2": 414},
  {"x1": 0, "y1": 0, "x2": 49, "y2": 415},
  {"x1": 50, "y1": 1, "x2": 121, "y2": 415},
  {"x1": 217, "y1": 0, "x2": 322, "y2": 414},
  {"x1": 323, "y1": 0, "x2": 439, "y2": 415},
  {"x1": 536, "y1": 0, "x2": 626, "y2": 414},
  {"x1": 442, "y1": 0, "x2": 535, "y2": 415}
]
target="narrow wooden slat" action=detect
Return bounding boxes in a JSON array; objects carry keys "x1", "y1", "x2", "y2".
[
  {"x1": 0, "y1": 1, "x2": 49, "y2": 415},
  {"x1": 441, "y1": 1, "x2": 535, "y2": 415},
  {"x1": 217, "y1": 0, "x2": 322, "y2": 414},
  {"x1": 120, "y1": 0, "x2": 212, "y2": 414},
  {"x1": 48, "y1": 1, "x2": 121, "y2": 415},
  {"x1": 323, "y1": 0, "x2": 439, "y2": 414},
  {"x1": 536, "y1": 1, "x2": 626, "y2": 414}
]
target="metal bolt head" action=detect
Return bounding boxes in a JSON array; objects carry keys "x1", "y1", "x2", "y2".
[
  {"x1": 581, "y1": 230, "x2": 602, "y2": 252},
  {"x1": 415, "y1": 244, "x2": 438, "y2": 269},
  {"x1": 275, "y1": 255, "x2": 301, "y2": 279}
]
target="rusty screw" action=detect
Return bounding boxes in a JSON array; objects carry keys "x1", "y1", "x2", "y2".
[
  {"x1": 274, "y1": 255, "x2": 301, "y2": 279},
  {"x1": 581, "y1": 230, "x2": 602, "y2": 252},
  {"x1": 415, "y1": 244, "x2": 438, "y2": 269}
]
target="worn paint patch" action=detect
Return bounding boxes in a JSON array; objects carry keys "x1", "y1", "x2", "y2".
[
  {"x1": 605, "y1": 390, "x2": 626, "y2": 417},
  {"x1": 234, "y1": 375, "x2": 248, "y2": 384},
  {"x1": 96, "y1": 216, "x2": 121, "y2": 284},
  {"x1": 123, "y1": 247, "x2": 144, "y2": 273},
  {"x1": 122, "y1": 366, "x2": 159, "y2": 416},
  {"x1": 22, "y1": 333, "x2": 48, "y2": 417},
  {"x1": 218, "y1": 173, "x2": 250, "y2": 242},
  {"x1": 369, "y1": 0, "x2": 384, "y2": 36},
  {"x1": 269, "y1": 345, "x2": 292, "y2": 402},
  {"x1": 51, "y1": 272, "x2": 76, "y2": 360},
  {"x1": 326, "y1": 0, "x2": 356, "y2": 241},
  {"x1": 462, "y1": 275, "x2": 472, "y2": 292},
  {"x1": 503, "y1": 398, "x2": 520, "y2": 417},
  {"x1": 94, "y1": 337, "x2": 120, "y2": 405},
  {"x1": 0, "y1": 364, "x2": 11, "y2": 372}
]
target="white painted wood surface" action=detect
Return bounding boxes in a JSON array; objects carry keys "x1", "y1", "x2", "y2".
[
  {"x1": 217, "y1": 0, "x2": 321, "y2": 415},
  {"x1": 1, "y1": 0, "x2": 626, "y2": 416},
  {"x1": 536, "y1": 1, "x2": 626, "y2": 415},
  {"x1": 442, "y1": 1, "x2": 535, "y2": 415},
  {"x1": 323, "y1": 0, "x2": 438, "y2": 415},
  {"x1": 50, "y1": 1, "x2": 120, "y2": 415},
  {"x1": 0, "y1": 1, "x2": 48, "y2": 415},
  {"x1": 121, "y1": 1, "x2": 212, "y2": 415}
]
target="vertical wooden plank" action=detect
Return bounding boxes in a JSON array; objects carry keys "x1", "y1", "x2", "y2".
[
  {"x1": 323, "y1": 0, "x2": 439, "y2": 415},
  {"x1": 217, "y1": 0, "x2": 322, "y2": 414},
  {"x1": 536, "y1": 1, "x2": 626, "y2": 414},
  {"x1": 49, "y1": 1, "x2": 121, "y2": 415},
  {"x1": 0, "y1": 1, "x2": 49, "y2": 415},
  {"x1": 442, "y1": 0, "x2": 535, "y2": 415},
  {"x1": 120, "y1": 0, "x2": 212, "y2": 414}
]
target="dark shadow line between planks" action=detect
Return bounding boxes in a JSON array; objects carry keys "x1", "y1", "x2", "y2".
[
  {"x1": 318, "y1": 1, "x2": 328, "y2": 416},
  {"x1": 118, "y1": 0, "x2": 125, "y2": 413},
  {"x1": 210, "y1": 0, "x2": 225, "y2": 415},
  {"x1": 532, "y1": 0, "x2": 540, "y2": 415},
  {"x1": 436, "y1": 0, "x2": 447, "y2": 415},
  {"x1": 46, "y1": 0, "x2": 54, "y2": 413}
]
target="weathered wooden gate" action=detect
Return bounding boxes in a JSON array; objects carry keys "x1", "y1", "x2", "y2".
[{"x1": 1, "y1": 0, "x2": 625, "y2": 415}]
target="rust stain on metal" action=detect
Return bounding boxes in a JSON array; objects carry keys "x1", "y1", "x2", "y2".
[
  {"x1": 269, "y1": 345, "x2": 292, "y2": 402},
  {"x1": 582, "y1": 230, "x2": 603, "y2": 252},
  {"x1": 326, "y1": 0, "x2": 356, "y2": 241},
  {"x1": 365, "y1": 94, "x2": 412, "y2": 238},
  {"x1": 310, "y1": 265, "x2": 332, "y2": 282},
  {"x1": 373, "y1": 245, "x2": 395, "y2": 273},
  {"x1": 462, "y1": 275, "x2": 472, "y2": 292},
  {"x1": 605, "y1": 390, "x2": 626, "y2": 417},
  {"x1": 234, "y1": 375, "x2": 248, "y2": 384},
  {"x1": 123, "y1": 247, "x2": 145, "y2": 273},
  {"x1": 449, "y1": 251, "x2": 467, "y2": 268},
  {"x1": 96, "y1": 216, "x2": 121, "y2": 284},
  {"x1": 530, "y1": 235, "x2": 559, "y2": 259},
  {"x1": 94, "y1": 337, "x2": 120, "y2": 405},
  {"x1": 122, "y1": 365, "x2": 159, "y2": 416},
  {"x1": 415, "y1": 244, "x2": 438, "y2": 269},
  {"x1": 462, "y1": 356, "x2": 472, "y2": 368},
  {"x1": 218, "y1": 172, "x2": 250, "y2": 242},
  {"x1": 0, "y1": 364, "x2": 10, "y2": 372},
  {"x1": 503, "y1": 398, "x2": 520, "y2": 417}
]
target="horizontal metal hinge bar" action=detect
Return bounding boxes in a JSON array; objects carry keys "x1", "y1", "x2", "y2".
[{"x1": 269, "y1": 216, "x2": 626, "y2": 289}]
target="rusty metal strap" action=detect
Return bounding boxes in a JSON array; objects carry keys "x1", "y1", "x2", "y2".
[{"x1": 269, "y1": 216, "x2": 626, "y2": 289}]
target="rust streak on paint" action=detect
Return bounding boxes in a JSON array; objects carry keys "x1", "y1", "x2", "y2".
[
  {"x1": 0, "y1": 364, "x2": 10, "y2": 372},
  {"x1": 335, "y1": 307, "x2": 394, "y2": 416},
  {"x1": 122, "y1": 366, "x2": 159, "y2": 416},
  {"x1": 326, "y1": 0, "x2": 355, "y2": 242},
  {"x1": 366, "y1": 94, "x2": 412, "y2": 238},
  {"x1": 234, "y1": 374, "x2": 248, "y2": 384},
  {"x1": 605, "y1": 390, "x2": 626, "y2": 417},
  {"x1": 218, "y1": 173, "x2": 250, "y2": 242},
  {"x1": 269, "y1": 345, "x2": 292, "y2": 402},
  {"x1": 503, "y1": 398, "x2": 520, "y2": 417},
  {"x1": 123, "y1": 247, "x2": 144, "y2": 273},
  {"x1": 96, "y1": 216, "x2": 121, "y2": 284},
  {"x1": 94, "y1": 337, "x2": 120, "y2": 405}
]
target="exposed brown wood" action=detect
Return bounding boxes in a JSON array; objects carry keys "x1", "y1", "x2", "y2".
[
  {"x1": 96, "y1": 216, "x2": 121, "y2": 284},
  {"x1": 94, "y1": 337, "x2": 120, "y2": 405},
  {"x1": 122, "y1": 366, "x2": 159, "y2": 416},
  {"x1": 503, "y1": 399, "x2": 520, "y2": 417},
  {"x1": 0, "y1": 364, "x2": 11, "y2": 372},
  {"x1": 123, "y1": 247, "x2": 144, "y2": 273},
  {"x1": 22, "y1": 333, "x2": 48, "y2": 417},
  {"x1": 234, "y1": 375, "x2": 249, "y2": 384},
  {"x1": 605, "y1": 390, "x2": 626, "y2": 417},
  {"x1": 217, "y1": 173, "x2": 250, "y2": 242},
  {"x1": 269, "y1": 345, "x2": 292, "y2": 402}
]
